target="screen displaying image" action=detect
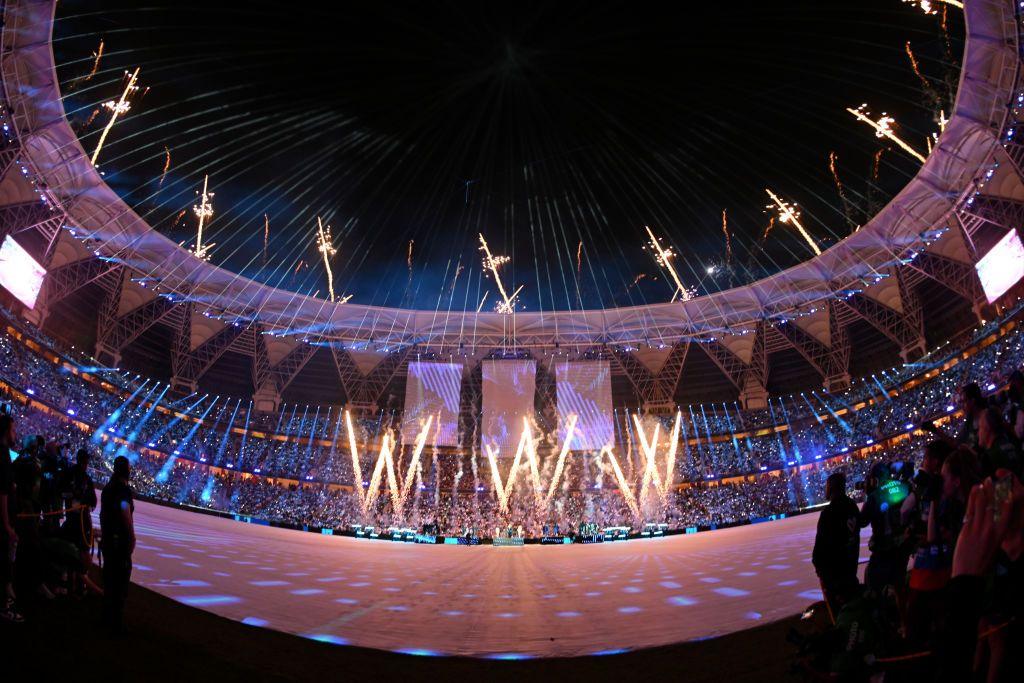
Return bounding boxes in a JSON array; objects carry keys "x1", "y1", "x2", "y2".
[
  {"x1": 976, "y1": 229, "x2": 1024, "y2": 304},
  {"x1": 0, "y1": 235, "x2": 46, "y2": 309},
  {"x1": 556, "y1": 361, "x2": 613, "y2": 450},
  {"x1": 400, "y1": 361, "x2": 463, "y2": 447},
  {"x1": 481, "y1": 359, "x2": 536, "y2": 457}
]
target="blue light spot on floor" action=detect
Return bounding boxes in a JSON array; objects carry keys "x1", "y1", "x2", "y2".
[
  {"x1": 556, "y1": 611, "x2": 581, "y2": 618},
  {"x1": 291, "y1": 588, "x2": 326, "y2": 596},
  {"x1": 713, "y1": 587, "x2": 750, "y2": 597},
  {"x1": 249, "y1": 580, "x2": 289, "y2": 587},
  {"x1": 745, "y1": 612, "x2": 763, "y2": 620},
  {"x1": 349, "y1": 582, "x2": 371, "y2": 587},
  {"x1": 617, "y1": 606, "x2": 643, "y2": 614},
  {"x1": 622, "y1": 586, "x2": 643, "y2": 593},
  {"x1": 316, "y1": 577, "x2": 344, "y2": 583},
  {"x1": 241, "y1": 617, "x2": 269, "y2": 627},
  {"x1": 496, "y1": 612, "x2": 519, "y2": 618},
  {"x1": 591, "y1": 648, "x2": 630, "y2": 656},
  {"x1": 335, "y1": 598, "x2": 359, "y2": 605},
  {"x1": 441, "y1": 610, "x2": 464, "y2": 617},
  {"x1": 798, "y1": 589, "x2": 824, "y2": 601},
  {"x1": 585, "y1": 591, "x2": 602, "y2": 597},
  {"x1": 394, "y1": 648, "x2": 442, "y2": 657},
  {"x1": 170, "y1": 579, "x2": 210, "y2": 587},
  {"x1": 699, "y1": 577, "x2": 721, "y2": 583},
  {"x1": 777, "y1": 580, "x2": 798, "y2": 586},
  {"x1": 179, "y1": 595, "x2": 242, "y2": 606},
  {"x1": 737, "y1": 572, "x2": 758, "y2": 577},
  {"x1": 659, "y1": 581, "x2": 682, "y2": 589},
  {"x1": 486, "y1": 653, "x2": 534, "y2": 660},
  {"x1": 386, "y1": 605, "x2": 410, "y2": 612},
  {"x1": 305, "y1": 634, "x2": 349, "y2": 645},
  {"x1": 541, "y1": 594, "x2": 557, "y2": 599},
  {"x1": 667, "y1": 595, "x2": 698, "y2": 606}
]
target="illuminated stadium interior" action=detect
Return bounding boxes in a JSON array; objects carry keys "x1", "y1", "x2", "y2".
[{"x1": 3, "y1": 0, "x2": 1024, "y2": 680}]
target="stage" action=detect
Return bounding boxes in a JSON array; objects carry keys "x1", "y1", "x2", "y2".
[{"x1": 126, "y1": 501, "x2": 862, "y2": 658}]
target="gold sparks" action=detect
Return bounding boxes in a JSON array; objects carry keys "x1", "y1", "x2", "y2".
[
  {"x1": 479, "y1": 233, "x2": 520, "y2": 314},
  {"x1": 85, "y1": 39, "x2": 105, "y2": 82},
  {"x1": 91, "y1": 67, "x2": 141, "y2": 166},
  {"x1": 721, "y1": 209, "x2": 732, "y2": 264},
  {"x1": 158, "y1": 146, "x2": 171, "y2": 187},
  {"x1": 316, "y1": 216, "x2": 338, "y2": 302},
  {"x1": 902, "y1": 0, "x2": 962, "y2": 14},
  {"x1": 192, "y1": 175, "x2": 215, "y2": 260},
  {"x1": 847, "y1": 104, "x2": 927, "y2": 164},
  {"x1": 83, "y1": 108, "x2": 100, "y2": 128},
  {"x1": 576, "y1": 240, "x2": 583, "y2": 275},
  {"x1": 644, "y1": 226, "x2": 693, "y2": 302},
  {"x1": 761, "y1": 216, "x2": 776, "y2": 242},
  {"x1": 829, "y1": 152, "x2": 857, "y2": 232},
  {"x1": 872, "y1": 149, "x2": 884, "y2": 182},
  {"x1": 765, "y1": 188, "x2": 821, "y2": 256},
  {"x1": 407, "y1": 240, "x2": 414, "y2": 270}
]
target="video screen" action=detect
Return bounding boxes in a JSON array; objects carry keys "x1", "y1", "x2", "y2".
[
  {"x1": 976, "y1": 229, "x2": 1024, "y2": 304},
  {"x1": 481, "y1": 359, "x2": 536, "y2": 457},
  {"x1": 0, "y1": 235, "x2": 46, "y2": 309},
  {"x1": 400, "y1": 361, "x2": 463, "y2": 447},
  {"x1": 556, "y1": 361, "x2": 613, "y2": 450}
]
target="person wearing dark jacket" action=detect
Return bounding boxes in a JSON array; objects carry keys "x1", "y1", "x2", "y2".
[
  {"x1": 100, "y1": 455, "x2": 135, "y2": 633},
  {"x1": 813, "y1": 472, "x2": 861, "y2": 618}
]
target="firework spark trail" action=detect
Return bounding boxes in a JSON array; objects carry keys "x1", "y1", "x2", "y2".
[
  {"x1": 601, "y1": 446, "x2": 641, "y2": 520},
  {"x1": 83, "y1": 108, "x2": 100, "y2": 128},
  {"x1": 85, "y1": 39, "x2": 105, "y2": 81},
  {"x1": 872, "y1": 149, "x2": 884, "y2": 182},
  {"x1": 905, "y1": 41, "x2": 944, "y2": 109},
  {"x1": 262, "y1": 214, "x2": 269, "y2": 265},
  {"x1": 315, "y1": 216, "x2": 338, "y2": 302},
  {"x1": 829, "y1": 152, "x2": 858, "y2": 232},
  {"x1": 192, "y1": 174, "x2": 215, "y2": 260},
  {"x1": 407, "y1": 240, "x2": 414, "y2": 270},
  {"x1": 644, "y1": 225, "x2": 693, "y2": 302},
  {"x1": 576, "y1": 240, "x2": 583, "y2": 275},
  {"x1": 765, "y1": 188, "x2": 821, "y2": 256},
  {"x1": 902, "y1": 0, "x2": 962, "y2": 13},
  {"x1": 721, "y1": 209, "x2": 732, "y2": 264},
  {"x1": 761, "y1": 216, "x2": 776, "y2": 242},
  {"x1": 172, "y1": 208, "x2": 187, "y2": 228},
  {"x1": 448, "y1": 263, "x2": 464, "y2": 295},
  {"x1": 478, "y1": 233, "x2": 519, "y2": 313},
  {"x1": 476, "y1": 290, "x2": 489, "y2": 313},
  {"x1": 158, "y1": 146, "x2": 171, "y2": 187},
  {"x1": 626, "y1": 273, "x2": 647, "y2": 293},
  {"x1": 847, "y1": 104, "x2": 927, "y2": 164},
  {"x1": 91, "y1": 67, "x2": 141, "y2": 166}
]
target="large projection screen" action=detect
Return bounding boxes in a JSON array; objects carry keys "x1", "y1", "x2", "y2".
[
  {"x1": 976, "y1": 229, "x2": 1024, "y2": 303},
  {"x1": 401, "y1": 362, "x2": 463, "y2": 446},
  {"x1": 0, "y1": 236, "x2": 46, "y2": 309},
  {"x1": 556, "y1": 361, "x2": 614, "y2": 450},
  {"x1": 481, "y1": 359, "x2": 536, "y2": 456}
]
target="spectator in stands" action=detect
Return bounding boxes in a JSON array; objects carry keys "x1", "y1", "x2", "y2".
[
  {"x1": 0, "y1": 412, "x2": 22, "y2": 623},
  {"x1": 974, "y1": 407, "x2": 1021, "y2": 478},
  {"x1": 100, "y1": 455, "x2": 135, "y2": 634},
  {"x1": 958, "y1": 382, "x2": 987, "y2": 449},
  {"x1": 812, "y1": 472, "x2": 860, "y2": 619},
  {"x1": 859, "y1": 462, "x2": 912, "y2": 597},
  {"x1": 1001, "y1": 369, "x2": 1024, "y2": 440}
]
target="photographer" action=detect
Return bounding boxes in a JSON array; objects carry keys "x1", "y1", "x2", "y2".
[{"x1": 812, "y1": 472, "x2": 860, "y2": 619}]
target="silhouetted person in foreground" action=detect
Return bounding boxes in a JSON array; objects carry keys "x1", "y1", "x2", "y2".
[
  {"x1": 812, "y1": 472, "x2": 861, "y2": 618},
  {"x1": 100, "y1": 455, "x2": 135, "y2": 634}
]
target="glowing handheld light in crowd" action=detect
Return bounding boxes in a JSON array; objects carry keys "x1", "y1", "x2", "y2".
[
  {"x1": 902, "y1": 0, "x2": 962, "y2": 14},
  {"x1": 644, "y1": 225, "x2": 693, "y2": 302},
  {"x1": 765, "y1": 189, "x2": 821, "y2": 256},
  {"x1": 846, "y1": 104, "x2": 927, "y2": 164},
  {"x1": 91, "y1": 67, "x2": 141, "y2": 166},
  {"x1": 478, "y1": 233, "x2": 520, "y2": 314},
  {"x1": 192, "y1": 175, "x2": 215, "y2": 260}
]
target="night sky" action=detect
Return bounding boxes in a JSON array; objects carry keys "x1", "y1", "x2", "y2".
[{"x1": 53, "y1": 1, "x2": 963, "y2": 312}]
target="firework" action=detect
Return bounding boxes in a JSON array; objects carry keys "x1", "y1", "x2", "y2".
[
  {"x1": 644, "y1": 225, "x2": 693, "y2": 302},
  {"x1": 761, "y1": 216, "x2": 776, "y2": 242},
  {"x1": 478, "y1": 233, "x2": 520, "y2": 314},
  {"x1": 476, "y1": 291, "x2": 489, "y2": 313},
  {"x1": 600, "y1": 446, "x2": 641, "y2": 520},
  {"x1": 262, "y1": 214, "x2": 269, "y2": 265},
  {"x1": 872, "y1": 149, "x2": 884, "y2": 182},
  {"x1": 192, "y1": 175, "x2": 215, "y2": 260},
  {"x1": 316, "y1": 216, "x2": 338, "y2": 302},
  {"x1": 543, "y1": 414, "x2": 578, "y2": 506},
  {"x1": 829, "y1": 151, "x2": 858, "y2": 232},
  {"x1": 902, "y1": 0, "x2": 962, "y2": 14},
  {"x1": 847, "y1": 104, "x2": 927, "y2": 164},
  {"x1": 576, "y1": 240, "x2": 583, "y2": 275},
  {"x1": 721, "y1": 209, "x2": 732, "y2": 264},
  {"x1": 158, "y1": 146, "x2": 171, "y2": 187},
  {"x1": 765, "y1": 188, "x2": 821, "y2": 256},
  {"x1": 86, "y1": 40, "x2": 105, "y2": 82},
  {"x1": 91, "y1": 67, "x2": 141, "y2": 166}
]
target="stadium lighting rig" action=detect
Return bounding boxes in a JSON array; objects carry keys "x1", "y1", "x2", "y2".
[
  {"x1": 192, "y1": 175, "x2": 215, "y2": 261},
  {"x1": 764, "y1": 188, "x2": 822, "y2": 256},
  {"x1": 91, "y1": 67, "x2": 141, "y2": 166},
  {"x1": 846, "y1": 104, "x2": 928, "y2": 164}
]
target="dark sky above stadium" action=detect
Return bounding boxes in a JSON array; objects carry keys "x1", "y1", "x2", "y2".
[{"x1": 53, "y1": 1, "x2": 963, "y2": 312}]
